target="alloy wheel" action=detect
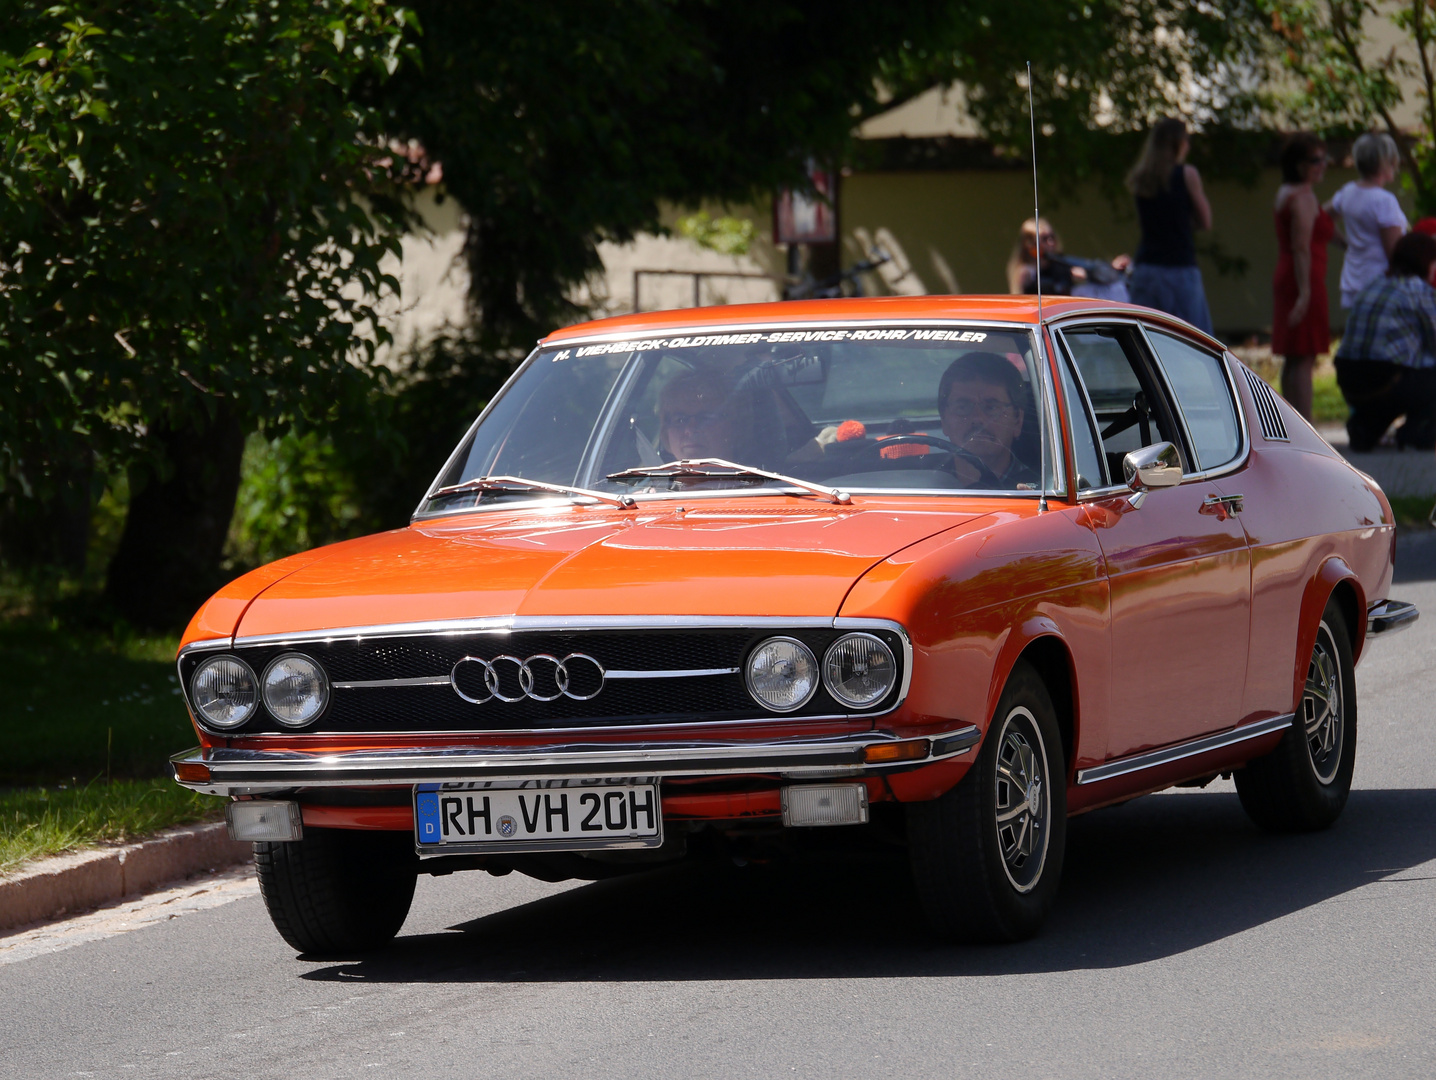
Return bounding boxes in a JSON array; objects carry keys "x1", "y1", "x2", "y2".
[
  {"x1": 993, "y1": 707, "x2": 1050, "y2": 892},
  {"x1": 1303, "y1": 621, "x2": 1345, "y2": 785}
]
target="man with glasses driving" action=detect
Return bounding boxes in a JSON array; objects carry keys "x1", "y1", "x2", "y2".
[{"x1": 937, "y1": 353, "x2": 1038, "y2": 489}]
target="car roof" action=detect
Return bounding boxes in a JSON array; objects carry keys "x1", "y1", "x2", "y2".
[{"x1": 540, "y1": 295, "x2": 1219, "y2": 351}]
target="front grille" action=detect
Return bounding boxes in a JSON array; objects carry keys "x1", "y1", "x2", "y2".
[{"x1": 181, "y1": 626, "x2": 904, "y2": 735}]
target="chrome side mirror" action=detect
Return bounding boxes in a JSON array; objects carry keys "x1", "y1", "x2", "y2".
[{"x1": 1122, "y1": 442, "x2": 1182, "y2": 508}]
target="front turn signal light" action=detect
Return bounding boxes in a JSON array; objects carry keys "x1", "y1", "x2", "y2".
[
  {"x1": 173, "y1": 761, "x2": 211, "y2": 784},
  {"x1": 863, "y1": 739, "x2": 930, "y2": 764}
]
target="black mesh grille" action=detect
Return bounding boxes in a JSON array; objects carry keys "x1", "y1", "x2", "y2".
[{"x1": 182, "y1": 626, "x2": 903, "y2": 734}]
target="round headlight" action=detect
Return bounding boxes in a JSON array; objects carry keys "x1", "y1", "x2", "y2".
[
  {"x1": 190, "y1": 655, "x2": 259, "y2": 730},
  {"x1": 745, "y1": 637, "x2": 819, "y2": 712},
  {"x1": 261, "y1": 653, "x2": 330, "y2": 728},
  {"x1": 824, "y1": 633, "x2": 897, "y2": 708}
]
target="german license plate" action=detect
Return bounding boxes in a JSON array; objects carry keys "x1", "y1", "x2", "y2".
[{"x1": 414, "y1": 779, "x2": 662, "y2": 855}]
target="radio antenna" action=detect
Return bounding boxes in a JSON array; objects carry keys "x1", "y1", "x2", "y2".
[{"x1": 1027, "y1": 60, "x2": 1042, "y2": 325}]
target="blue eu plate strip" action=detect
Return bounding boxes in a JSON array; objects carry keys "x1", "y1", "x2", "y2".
[{"x1": 415, "y1": 784, "x2": 442, "y2": 845}]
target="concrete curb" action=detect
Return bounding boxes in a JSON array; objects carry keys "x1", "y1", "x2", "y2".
[{"x1": 0, "y1": 822, "x2": 252, "y2": 934}]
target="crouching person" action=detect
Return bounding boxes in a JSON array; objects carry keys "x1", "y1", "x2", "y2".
[{"x1": 1335, "y1": 232, "x2": 1436, "y2": 451}]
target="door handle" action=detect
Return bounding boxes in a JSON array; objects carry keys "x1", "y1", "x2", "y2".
[{"x1": 1201, "y1": 493, "x2": 1244, "y2": 516}]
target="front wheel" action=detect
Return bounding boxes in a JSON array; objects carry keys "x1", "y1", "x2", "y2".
[
  {"x1": 255, "y1": 827, "x2": 418, "y2": 955},
  {"x1": 1235, "y1": 600, "x2": 1357, "y2": 832},
  {"x1": 907, "y1": 661, "x2": 1067, "y2": 943}
]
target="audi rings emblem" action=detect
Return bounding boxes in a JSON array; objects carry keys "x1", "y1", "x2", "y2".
[{"x1": 450, "y1": 653, "x2": 605, "y2": 704}]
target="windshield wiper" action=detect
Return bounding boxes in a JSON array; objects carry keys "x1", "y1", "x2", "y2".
[
  {"x1": 606, "y1": 458, "x2": 851, "y2": 505},
  {"x1": 427, "y1": 475, "x2": 636, "y2": 509}
]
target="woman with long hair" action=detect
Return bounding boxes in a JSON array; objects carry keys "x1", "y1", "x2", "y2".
[
  {"x1": 1272, "y1": 133, "x2": 1336, "y2": 420},
  {"x1": 1006, "y1": 219, "x2": 1130, "y2": 299},
  {"x1": 1126, "y1": 118, "x2": 1214, "y2": 333}
]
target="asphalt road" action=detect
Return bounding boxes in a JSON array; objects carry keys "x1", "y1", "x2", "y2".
[{"x1": 4, "y1": 538, "x2": 1436, "y2": 1080}]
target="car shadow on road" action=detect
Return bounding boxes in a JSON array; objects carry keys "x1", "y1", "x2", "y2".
[{"x1": 299, "y1": 787, "x2": 1436, "y2": 984}]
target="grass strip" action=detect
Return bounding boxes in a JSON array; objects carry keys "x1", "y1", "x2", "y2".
[
  {"x1": 0, "y1": 621, "x2": 194, "y2": 785},
  {"x1": 1311, "y1": 371, "x2": 1347, "y2": 425},
  {"x1": 0, "y1": 779, "x2": 225, "y2": 876},
  {"x1": 1387, "y1": 494, "x2": 1436, "y2": 529}
]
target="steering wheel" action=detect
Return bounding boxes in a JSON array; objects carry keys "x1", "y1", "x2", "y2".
[{"x1": 857, "y1": 434, "x2": 999, "y2": 488}]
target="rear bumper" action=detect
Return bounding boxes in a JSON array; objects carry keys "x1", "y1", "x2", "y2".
[
  {"x1": 1367, "y1": 599, "x2": 1419, "y2": 637},
  {"x1": 171, "y1": 725, "x2": 982, "y2": 796}
]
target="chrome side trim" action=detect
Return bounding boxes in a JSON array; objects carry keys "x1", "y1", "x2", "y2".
[
  {"x1": 171, "y1": 723, "x2": 981, "y2": 794},
  {"x1": 1367, "y1": 599, "x2": 1419, "y2": 637},
  {"x1": 1075, "y1": 713, "x2": 1294, "y2": 785}
]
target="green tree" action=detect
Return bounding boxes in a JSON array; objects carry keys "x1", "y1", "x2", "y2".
[
  {"x1": 1260, "y1": 0, "x2": 1436, "y2": 214},
  {"x1": 0, "y1": 1, "x2": 415, "y2": 624}
]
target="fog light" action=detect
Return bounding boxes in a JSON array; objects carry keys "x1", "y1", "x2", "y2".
[
  {"x1": 781, "y1": 784, "x2": 869, "y2": 827},
  {"x1": 226, "y1": 800, "x2": 303, "y2": 842}
]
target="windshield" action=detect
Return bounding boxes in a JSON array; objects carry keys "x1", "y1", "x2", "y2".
[{"x1": 420, "y1": 324, "x2": 1054, "y2": 514}]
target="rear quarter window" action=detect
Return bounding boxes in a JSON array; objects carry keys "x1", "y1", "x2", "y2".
[{"x1": 1146, "y1": 330, "x2": 1242, "y2": 471}]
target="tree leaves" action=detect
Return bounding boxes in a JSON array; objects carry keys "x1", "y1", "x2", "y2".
[{"x1": 0, "y1": 1, "x2": 417, "y2": 503}]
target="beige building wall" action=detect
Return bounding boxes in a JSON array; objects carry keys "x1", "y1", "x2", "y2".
[{"x1": 841, "y1": 165, "x2": 1416, "y2": 340}]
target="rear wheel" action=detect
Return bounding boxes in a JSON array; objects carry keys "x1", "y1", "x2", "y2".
[
  {"x1": 255, "y1": 827, "x2": 418, "y2": 955},
  {"x1": 907, "y1": 661, "x2": 1067, "y2": 943},
  {"x1": 1235, "y1": 600, "x2": 1357, "y2": 832}
]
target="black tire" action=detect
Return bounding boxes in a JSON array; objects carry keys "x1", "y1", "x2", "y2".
[
  {"x1": 1235, "y1": 600, "x2": 1357, "y2": 832},
  {"x1": 907, "y1": 660, "x2": 1068, "y2": 943},
  {"x1": 255, "y1": 827, "x2": 418, "y2": 955}
]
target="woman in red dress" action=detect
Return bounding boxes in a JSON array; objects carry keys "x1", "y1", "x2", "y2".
[{"x1": 1273, "y1": 133, "x2": 1337, "y2": 421}]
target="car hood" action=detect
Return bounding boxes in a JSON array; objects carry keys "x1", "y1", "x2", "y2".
[{"x1": 228, "y1": 503, "x2": 992, "y2": 639}]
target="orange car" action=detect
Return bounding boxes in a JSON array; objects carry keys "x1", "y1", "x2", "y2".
[{"x1": 172, "y1": 295, "x2": 1415, "y2": 952}]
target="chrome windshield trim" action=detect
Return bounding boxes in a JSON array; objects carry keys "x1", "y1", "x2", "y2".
[
  {"x1": 171, "y1": 723, "x2": 981, "y2": 794},
  {"x1": 1075, "y1": 713, "x2": 1294, "y2": 785}
]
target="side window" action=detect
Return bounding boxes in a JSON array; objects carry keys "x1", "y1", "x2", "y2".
[
  {"x1": 1060, "y1": 326, "x2": 1186, "y2": 484},
  {"x1": 1057, "y1": 352, "x2": 1106, "y2": 489},
  {"x1": 1145, "y1": 330, "x2": 1242, "y2": 471}
]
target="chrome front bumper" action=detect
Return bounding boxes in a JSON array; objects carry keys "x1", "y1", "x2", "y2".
[
  {"x1": 171, "y1": 726, "x2": 982, "y2": 796},
  {"x1": 1368, "y1": 599, "x2": 1419, "y2": 637}
]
